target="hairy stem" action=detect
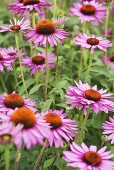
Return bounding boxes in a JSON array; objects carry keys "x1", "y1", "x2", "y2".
[
  {"x1": 15, "y1": 34, "x2": 29, "y2": 96},
  {"x1": 14, "y1": 149, "x2": 21, "y2": 170},
  {"x1": 44, "y1": 41, "x2": 49, "y2": 100},
  {"x1": 33, "y1": 139, "x2": 48, "y2": 170},
  {"x1": 85, "y1": 51, "x2": 93, "y2": 82},
  {"x1": 4, "y1": 145, "x2": 10, "y2": 170}
]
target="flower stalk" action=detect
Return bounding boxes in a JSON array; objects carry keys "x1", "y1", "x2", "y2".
[
  {"x1": 33, "y1": 139, "x2": 48, "y2": 170},
  {"x1": 85, "y1": 51, "x2": 93, "y2": 82},
  {"x1": 14, "y1": 149, "x2": 21, "y2": 170},
  {"x1": 44, "y1": 41, "x2": 49, "y2": 100},
  {"x1": 15, "y1": 34, "x2": 29, "y2": 97},
  {"x1": 4, "y1": 145, "x2": 10, "y2": 170}
]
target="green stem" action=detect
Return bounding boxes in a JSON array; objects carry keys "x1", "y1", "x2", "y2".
[
  {"x1": 44, "y1": 41, "x2": 49, "y2": 100},
  {"x1": 4, "y1": 146, "x2": 10, "y2": 170},
  {"x1": 14, "y1": 149, "x2": 21, "y2": 170},
  {"x1": 33, "y1": 139, "x2": 48, "y2": 170},
  {"x1": 76, "y1": 108, "x2": 90, "y2": 145},
  {"x1": 13, "y1": 63, "x2": 18, "y2": 89},
  {"x1": 0, "y1": 74, "x2": 7, "y2": 92},
  {"x1": 85, "y1": 51, "x2": 93, "y2": 82},
  {"x1": 105, "y1": 5, "x2": 110, "y2": 55},
  {"x1": 53, "y1": 0, "x2": 57, "y2": 18},
  {"x1": 35, "y1": 70, "x2": 39, "y2": 85},
  {"x1": 15, "y1": 34, "x2": 29, "y2": 97},
  {"x1": 55, "y1": 45, "x2": 59, "y2": 82},
  {"x1": 105, "y1": 5, "x2": 110, "y2": 61},
  {"x1": 78, "y1": 51, "x2": 83, "y2": 80},
  {"x1": 105, "y1": 5, "x2": 110, "y2": 39},
  {"x1": 21, "y1": 34, "x2": 26, "y2": 53},
  {"x1": 32, "y1": 11, "x2": 36, "y2": 28}
]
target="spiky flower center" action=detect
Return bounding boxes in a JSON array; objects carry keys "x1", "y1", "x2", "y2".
[
  {"x1": 23, "y1": 0, "x2": 40, "y2": 5},
  {"x1": 10, "y1": 25, "x2": 21, "y2": 32},
  {"x1": 85, "y1": 89, "x2": 101, "y2": 102},
  {"x1": 81, "y1": 4, "x2": 96, "y2": 15},
  {"x1": 4, "y1": 93, "x2": 24, "y2": 109},
  {"x1": 11, "y1": 107, "x2": 36, "y2": 129},
  {"x1": 0, "y1": 134, "x2": 12, "y2": 144},
  {"x1": 32, "y1": 56, "x2": 45, "y2": 65},
  {"x1": 44, "y1": 113, "x2": 63, "y2": 129},
  {"x1": 87, "y1": 38, "x2": 99, "y2": 45},
  {"x1": 36, "y1": 20, "x2": 56, "y2": 35},
  {"x1": 110, "y1": 54, "x2": 114, "y2": 62},
  {"x1": 0, "y1": 53, "x2": 3, "y2": 61},
  {"x1": 8, "y1": 52, "x2": 16, "y2": 56},
  {"x1": 83, "y1": 151, "x2": 102, "y2": 166}
]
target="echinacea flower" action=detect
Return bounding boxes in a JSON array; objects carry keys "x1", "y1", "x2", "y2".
[
  {"x1": 102, "y1": 116, "x2": 114, "y2": 144},
  {"x1": 40, "y1": 110, "x2": 78, "y2": 148},
  {"x1": 112, "y1": 5, "x2": 114, "y2": 14},
  {"x1": 24, "y1": 19, "x2": 69, "y2": 47},
  {"x1": 0, "y1": 91, "x2": 36, "y2": 113},
  {"x1": 101, "y1": 54, "x2": 114, "y2": 70},
  {"x1": 0, "y1": 48, "x2": 15, "y2": 72},
  {"x1": 102, "y1": 29, "x2": 113, "y2": 39},
  {"x1": 75, "y1": 33, "x2": 112, "y2": 53},
  {"x1": 0, "y1": 122, "x2": 23, "y2": 147},
  {"x1": 22, "y1": 52, "x2": 56, "y2": 75},
  {"x1": 63, "y1": 142, "x2": 114, "y2": 170},
  {"x1": 0, "y1": 107, "x2": 51, "y2": 149},
  {"x1": 0, "y1": 18, "x2": 30, "y2": 33},
  {"x1": 8, "y1": 0, "x2": 52, "y2": 18},
  {"x1": 66, "y1": 81, "x2": 114, "y2": 115},
  {"x1": 4, "y1": 46, "x2": 25, "y2": 59},
  {"x1": 70, "y1": 0, "x2": 106, "y2": 25}
]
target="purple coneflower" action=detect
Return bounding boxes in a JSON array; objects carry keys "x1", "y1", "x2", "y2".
[
  {"x1": 70, "y1": 0, "x2": 106, "y2": 25},
  {"x1": 101, "y1": 53, "x2": 114, "y2": 70},
  {"x1": 0, "y1": 48, "x2": 15, "y2": 72},
  {"x1": 66, "y1": 81, "x2": 114, "y2": 115},
  {"x1": 0, "y1": 122, "x2": 23, "y2": 147},
  {"x1": 0, "y1": 107, "x2": 51, "y2": 149},
  {"x1": 0, "y1": 91, "x2": 36, "y2": 113},
  {"x1": 40, "y1": 109, "x2": 78, "y2": 148},
  {"x1": 8, "y1": 0, "x2": 52, "y2": 18},
  {"x1": 22, "y1": 52, "x2": 56, "y2": 75},
  {"x1": 4, "y1": 46, "x2": 25, "y2": 59},
  {"x1": 102, "y1": 116, "x2": 114, "y2": 144},
  {"x1": 75, "y1": 33, "x2": 112, "y2": 53},
  {"x1": 63, "y1": 142, "x2": 114, "y2": 170},
  {"x1": 0, "y1": 18, "x2": 30, "y2": 33},
  {"x1": 24, "y1": 19, "x2": 69, "y2": 47}
]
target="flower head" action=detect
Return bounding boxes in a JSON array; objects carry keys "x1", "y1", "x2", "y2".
[
  {"x1": 4, "y1": 46, "x2": 25, "y2": 59},
  {"x1": 66, "y1": 81, "x2": 114, "y2": 115},
  {"x1": 0, "y1": 18, "x2": 30, "y2": 33},
  {"x1": 102, "y1": 116, "x2": 114, "y2": 144},
  {"x1": 63, "y1": 142, "x2": 114, "y2": 170},
  {"x1": 70, "y1": 1, "x2": 106, "y2": 25},
  {"x1": 22, "y1": 52, "x2": 56, "y2": 74},
  {"x1": 0, "y1": 48, "x2": 15, "y2": 72},
  {"x1": 0, "y1": 91, "x2": 36, "y2": 113},
  {"x1": 8, "y1": 0, "x2": 52, "y2": 18},
  {"x1": 101, "y1": 54, "x2": 114, "y2": 70},
  {"x1": 0, "y1": 107, "x2": 51, "y2": 149},
  {"x1": 0, "y1": 122, "x2": 22, "y2": 147},
  {"x1": 40, "y1": 109, "x2": 78, "y2": 148},
  {"x1": 75, "y1": 33, "x2": 112, "y2": 53},
  {"x1": 24, "y1": 19, "x2": 69, "y2": 47}
]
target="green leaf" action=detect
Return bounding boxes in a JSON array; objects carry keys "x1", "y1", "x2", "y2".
[
  {"x1": 42, "y1": 99, "x2": 53, "y2": 112},
  {"x1": 43, "y1": 158, "x2": 55, "y2": 168},
  {"x1": 19, "y1": 79, "x2": 35, "y2": 95},
  {"x1": 29, "y1": 84, "x2": 44, "y2": 95}
]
